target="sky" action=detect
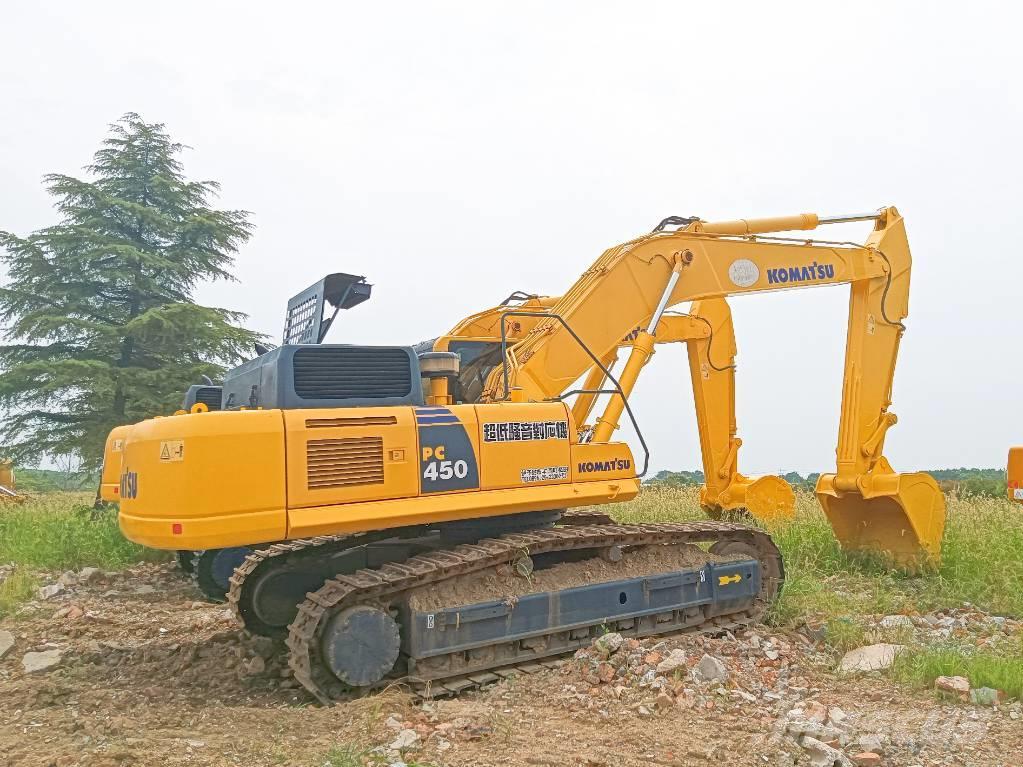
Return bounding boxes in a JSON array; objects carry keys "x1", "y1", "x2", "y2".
[{"x1": 2, "y1": 1, "x2": 1021, "y2": 475}]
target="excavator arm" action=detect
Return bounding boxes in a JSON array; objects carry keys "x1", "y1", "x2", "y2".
[
  {"x1": 566, "y1": 305, "x2": 794, "y2": 520},
  {"x1": 680, "y1": 301, "x2": 794, "y2": 521},
  {"x1": 483, "y1": 207, "x2": 944, "y2": 564}
]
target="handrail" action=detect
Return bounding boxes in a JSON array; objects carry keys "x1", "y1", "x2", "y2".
[{"x1": 497, "y1": 311, "x2": 650, "y2": 478}]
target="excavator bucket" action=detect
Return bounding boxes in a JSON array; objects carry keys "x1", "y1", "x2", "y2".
[
  {"x1": 815, "y1": 463, "x2": 945, "y2": 567},
  {"x1": 701, "y1": 474, "x2": 795, "y2": 522},
  {"x1": 743, "y1": 475, "x2": 797, "y2": 521}
]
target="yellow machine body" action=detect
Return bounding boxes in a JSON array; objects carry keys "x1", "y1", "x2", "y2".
[
  {"x1": 118, "y1": 402, "x2": 638, "y2": 550},
  {"x1": 1008, "y1": 447, "x2": 1023, "y2": 502}
]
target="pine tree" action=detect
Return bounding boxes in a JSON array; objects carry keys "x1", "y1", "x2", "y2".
[{"x1": 0, "y1": 113, "x2": 262, "y2": 469}]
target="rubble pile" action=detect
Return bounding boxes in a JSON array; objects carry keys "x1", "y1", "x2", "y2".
[
  {"x1": 0, "y1": 562, "x2": 294, "y2": 697},
  {"x1": 561, "y1": 622, "x2": 1022, "y2": 766},
  {"x1": 569, "y1": 628, "x2": 826, "y2": 714},
  {"x1": 865, "y1": 607, "x2": 1021, "y2": 644}
]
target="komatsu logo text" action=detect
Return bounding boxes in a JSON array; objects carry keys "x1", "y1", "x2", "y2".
[
  {"x1": 119, "y1": 470, "x2": 138, "y2": 499},
  {"x1": 766, "y1": 262, "x2": 835, "y2": 285},
  {"x1": 578, "y1": 459, "x2": 631, "y2": 473}
]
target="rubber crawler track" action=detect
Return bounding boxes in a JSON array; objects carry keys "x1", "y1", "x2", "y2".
[
  {"x1": 191, "y1": 550, "x2": 227, "y2": 603},
  {"x1": 226, "y1": 510, "x2": 616, "y2": 635},
  {"x1": 278, "y1": 520, "x2": 783, "y2": 704},
  {"x1": 227, "y1": 529, "x2": 409, "y2": 636}
]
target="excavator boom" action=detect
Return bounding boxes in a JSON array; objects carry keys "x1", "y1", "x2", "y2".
[{"x1": 488, "y1": 207, "x2": 943, "y2": 563}]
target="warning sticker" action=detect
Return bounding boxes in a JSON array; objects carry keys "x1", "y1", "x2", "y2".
[
  {"x1": 1014, "y1": 488, "x2": 1023, "y2": 501},
  {"x1": 159, "y1": 440, "x2": 185, "y2": 462}
]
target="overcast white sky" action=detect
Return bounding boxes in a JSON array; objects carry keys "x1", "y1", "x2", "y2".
[{"x1": 2, "y1": 2, "x2": 1020, "y2": 475}]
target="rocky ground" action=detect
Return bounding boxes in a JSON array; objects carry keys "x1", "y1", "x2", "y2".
[{"x1": 1, "y1": 563, "x2": 1021, "y2": 767}]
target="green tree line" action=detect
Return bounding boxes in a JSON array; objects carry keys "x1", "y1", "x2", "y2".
[{"x1": 648, "y1": 467, "x2": 1008, "y2": 497}]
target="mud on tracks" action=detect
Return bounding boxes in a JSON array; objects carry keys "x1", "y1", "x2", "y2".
[{"x1": 407, "y1": 542, "x2": 739, "y2": 612}]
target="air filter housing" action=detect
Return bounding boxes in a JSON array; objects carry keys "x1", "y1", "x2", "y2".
[{"x1": 182, "y1": 385, "x2": 223, "y2": 411}]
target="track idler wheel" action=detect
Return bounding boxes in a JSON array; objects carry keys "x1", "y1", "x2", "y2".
[
  {"x1": 320, "y1": 605, "x2": 401, "y2": 687},
  {"x1": 192, "y1": 547, "x2": 253, "y2": 602},
  {"x1": 240, "y1": 567, "x2": 332, "y2": 638}
]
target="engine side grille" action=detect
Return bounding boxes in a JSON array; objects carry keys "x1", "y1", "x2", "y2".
[
  {"x1": 306, "y1": 437, "x2": 384, "y2": 489},
  {"x1": 306, "y1": 416, "x2": 398, "y2": 428},
  {"x1": 293, "y1": 346, "x2": 413, "y2": 400},
  {"x1": 195, "y1": 386, "x2": 223, "y2": 411}
]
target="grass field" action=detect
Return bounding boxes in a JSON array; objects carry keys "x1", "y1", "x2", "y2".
[
  {"x1": 0, "y1": 493, "x2": 169, "y2": 570},
  {"x1": 2, "y1": 487, "x2": 1021, "y2": 694},
  {"x1": 0, "y1": 493, "x2": 167, "y2": 617},
  {"x1": 613, "y1": 486, "x2": 1023, "y2": 624}
]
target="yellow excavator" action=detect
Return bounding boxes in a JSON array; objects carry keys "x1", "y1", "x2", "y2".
[
  {"x1": 1008, "y1": 447, "x2": 1023, "y2": 502},
  {"x1": 114, "y1": 206, "x2": 944, "y2": 702},
  {"x1": 0, "y1": 460, "x2": 23, "y2": 503}
]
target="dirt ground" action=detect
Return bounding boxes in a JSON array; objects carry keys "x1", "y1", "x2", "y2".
[{"x1": 1, "y1": 563, "x2": 1021, "y2": 767}]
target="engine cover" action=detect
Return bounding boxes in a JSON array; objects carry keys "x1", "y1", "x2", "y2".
[{"x1": 221, "y1": 344, "x2": 424, "y2": 410}]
